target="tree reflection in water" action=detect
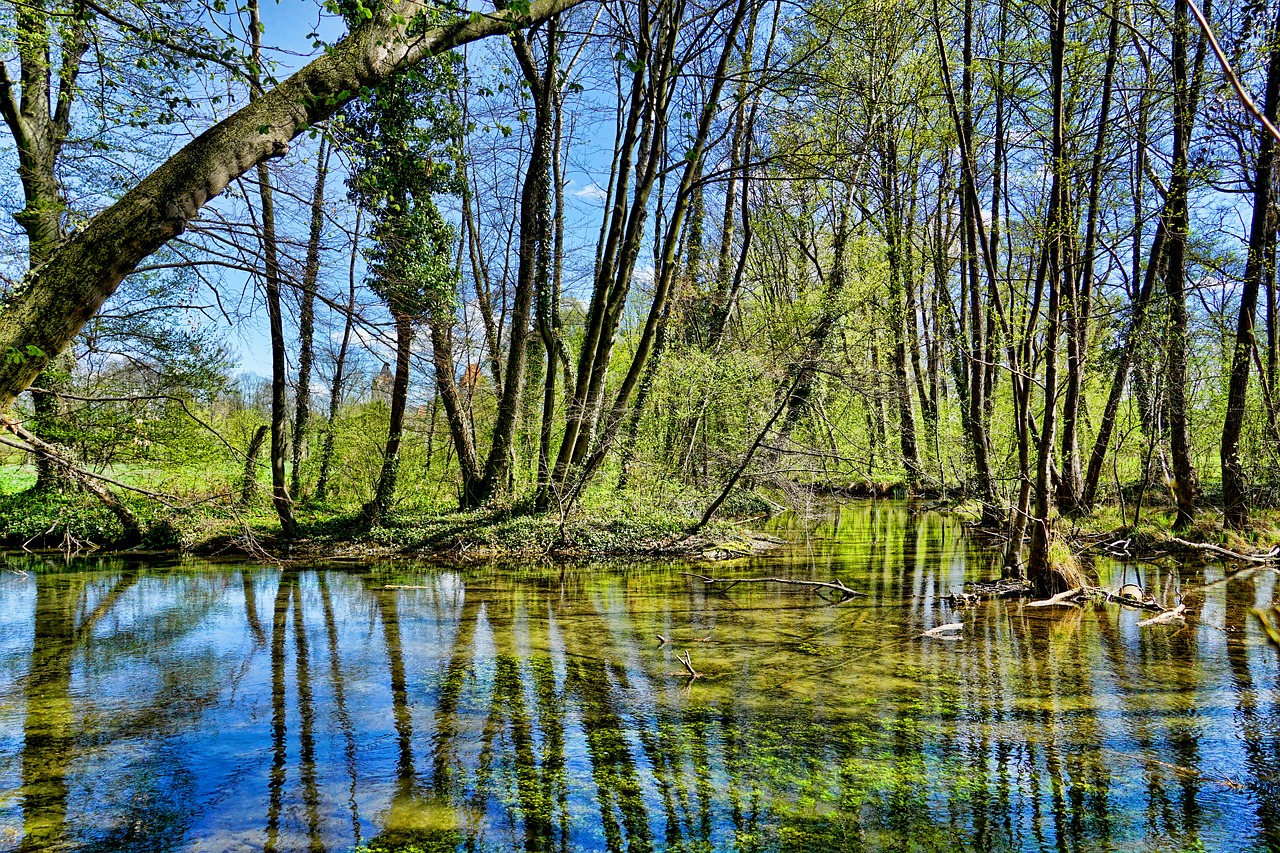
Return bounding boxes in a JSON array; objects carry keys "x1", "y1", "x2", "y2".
[{"x1": 0, "y1": 502, "x2": 1277, "y2": 852}]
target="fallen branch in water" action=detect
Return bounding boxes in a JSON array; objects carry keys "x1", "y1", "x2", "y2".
[
  {"x1": 657, "y1": 634, "x2": 710, "y2": 646},
  {"x1": 947, "y1": 578, "x2": 1031, "y2": 602},
  {"x1": 1170, "y1": 538, "x2": 1280, "y2": 563},
  {"x1": 673, "y1": 650, "x2": 701, "y2": 679},
  {"x1": 1083, "y1": 585, "x2": 1166, "y2": 612},
  {"x1": 680, "y1": 572, "x2": 864, "y2": 602},
  {"x1": 1137, "y1": 604, "x2": 1187, "y2": 627},
  {"x1": 922, "y1": 622, "x2": 965, "y2": 638},
  {"x1": 1026, "y1": 588, "x2": 1083, "y2": 607}
]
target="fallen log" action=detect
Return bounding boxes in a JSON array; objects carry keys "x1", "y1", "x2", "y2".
[
  {"x1": 1026, "y1": 588, "x2": 1083, "y2": 607},
  {"x1": 1170, "y1": 537, "x2": 1280, "y2": 564},
  {"x1": 680, "y1": 572, "x2": 864, "y2": 602},
  {"x1": 1083, "y1": 585, "x2": 1166, "y2": 612},
  {"x1": 1137, "y1": 604, "x2": 1186, "y2": 627},
  {"x1": 922, "y1": 622, "x2": 965, "y2": 638}
]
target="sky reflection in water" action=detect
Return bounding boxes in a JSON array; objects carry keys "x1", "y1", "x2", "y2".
[{"x1": 1, "y1": 501, "x2": 1278, "y2": 853}]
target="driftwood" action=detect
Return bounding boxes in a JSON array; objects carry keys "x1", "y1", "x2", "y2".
[
  {"x1": 665, "y1": 651, "x2": 702, "y2": 679},
  {"x1": 1082, "y1": 584, "x2": 1166, "y2": 612},
  {"x1": 656, "y1": 634, "x2": 711, "y2": 646},
  {"x1": 680, "y1": 572, "x2": 864, "y2": 602},
  {"x1": 1170, "y1": 537, "x2": 1280, "y2": 563},
  {"x1": 947, "y1": 578, "x2": 1032, "y2": 602},
  {"x1": 1137, "y1": 604, "x2": 1187, "y2": 627},
  {"x1": 922, "y1": 622, "x2": 965, "y2": 638},
  {"x1": 1026, "y1": 587, "x2": 1083, "y2": 607}
]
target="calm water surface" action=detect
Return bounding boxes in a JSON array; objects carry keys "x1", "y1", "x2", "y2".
[{"x1": 1, "y1": 502, "x2": 1278, "y2": 853}]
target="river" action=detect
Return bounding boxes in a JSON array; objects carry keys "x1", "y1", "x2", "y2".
[{"x1": 1, "y1": 501, "x2": 1277, "y2": 852}]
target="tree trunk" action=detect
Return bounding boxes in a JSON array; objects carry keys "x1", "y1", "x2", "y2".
[
  {"x1": 563, "y1": 0, "x2": 752, "y2": 498},
  {"x1": 551, "y1": 0, "x2": 676, "y2": 486},
  {"x1": 241, "y1": 424, "x2": 269, "y2": 506},
  {"x1": 248, "y1": 0, "x2": 296, "y2": 538},
  {"x1": 472, "y1": 26, "x2": 557, "y2": 506},
  {"x1": 0, "y1": 0, "x2": 584, "y2": 412},
  {"x1": 291, "y1": 134, "x2": 330, "y2": 502},
  {"x1": 316, "y1": 210, "x2": 362, "y2": 503},
  {"x1": 1027, "y1": 0, "x2": 1075, "y2": 595},
  {"x1": 428, "y1": 319, "x2": 484, "y2": 505},
  {"x1": 365, "y1": 313, "x2": 413, "y2": 524},
  {"x1": 536, "y1": 85, "x2": 568, "y2": 511},
  {"x1": 1058, "y1": 0, "x2": 1120, "y2": 514},
  {"x1": 884, "y1": 187, "x2": 921, "y2": 486},
  {"x1": 1222, "y1": 1, "x2": 1280, "y2": 529},
  {"x1": 1164, "y1": 0, "x2": 1210, "y2": 530}
]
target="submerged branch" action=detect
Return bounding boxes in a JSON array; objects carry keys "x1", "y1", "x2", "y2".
[{"x1": 680, "y1": 572, "x2": 864, "y2": 602}]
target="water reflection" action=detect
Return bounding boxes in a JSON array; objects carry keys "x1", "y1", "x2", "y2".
[{"x1": 0, "y1": 502, "x2": 1277, "y2": 853}]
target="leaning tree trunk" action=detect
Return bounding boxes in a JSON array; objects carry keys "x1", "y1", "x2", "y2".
[
  {"x1": 240, "y1": 424, "x2": 269, "y2": 506},
  {"x1": 0, "y1": 0, "x2": 584, "y2": 414}
]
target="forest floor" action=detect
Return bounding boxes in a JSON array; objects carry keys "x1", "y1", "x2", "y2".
[
  {"x1": 0, "y1": 480, "x2": 784, "y2": 563},
  {"x1": 5, "y1": 466, "x2": 1280, "y2": 566}
]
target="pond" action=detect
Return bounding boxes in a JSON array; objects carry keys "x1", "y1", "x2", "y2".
[{"x1": 1, "y1": 501, "x2": 1278, "y2": 853}]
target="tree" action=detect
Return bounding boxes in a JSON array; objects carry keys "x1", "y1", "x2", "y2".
[
  {"x1": 343, "y1": 42, "x2": 463, "y2": 523},
  {"x1": 0, "y1": 0, "x2": 588, "y2": 414}
]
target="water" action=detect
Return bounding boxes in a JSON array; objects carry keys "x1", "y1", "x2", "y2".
[{"x1": 1, "y1": 501, "x2": 1278, "y2": 853}]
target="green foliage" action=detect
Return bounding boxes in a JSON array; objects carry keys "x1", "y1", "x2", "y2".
[
  {"x1": 342, "y1": 37, "x2": 464, "y2": 321},
  {"x1": 0, "y1": 487, "x2": 126, "y2": 547}
]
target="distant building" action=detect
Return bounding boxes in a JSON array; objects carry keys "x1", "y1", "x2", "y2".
[{"x1": 372, "y1": 362, "x2": 393, "y2": 403}]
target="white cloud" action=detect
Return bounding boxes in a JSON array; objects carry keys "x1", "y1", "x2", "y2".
[{"x1": 573, "y1": 182, "x2": 609, "y2": 201}]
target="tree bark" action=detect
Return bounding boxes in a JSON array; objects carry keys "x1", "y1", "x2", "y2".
[
  {"x1": 1222, "y1": 1, "x2": 1280, "y2": 529},
  {"x1": 291, "y1": 134, "x2": 330, "y2": 502},
  {"x1": 365, "y1": 313, "x2": 413, "y2": 524},
  {"x1": 1164, "y1": 0, "x2": 1210, "y2": 529}
]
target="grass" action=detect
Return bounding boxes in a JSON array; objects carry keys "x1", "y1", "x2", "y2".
[
  {"x1": 0, "y1": 462, "x2": 758, "y2": 561},
  {"x1": 1054, "y1": 500, "x2": 1280, "y2": 555}
]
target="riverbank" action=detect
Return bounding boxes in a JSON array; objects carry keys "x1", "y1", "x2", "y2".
[
  {"x1": 0, "y1": 485, "x2": 782, "y2": 562},
  {"x1": 946, "y1": 495, "x2": 1280, "y2": 563},
  {"x1": 8, "y1": 475, "x2": 1280, "y2": 567}
]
